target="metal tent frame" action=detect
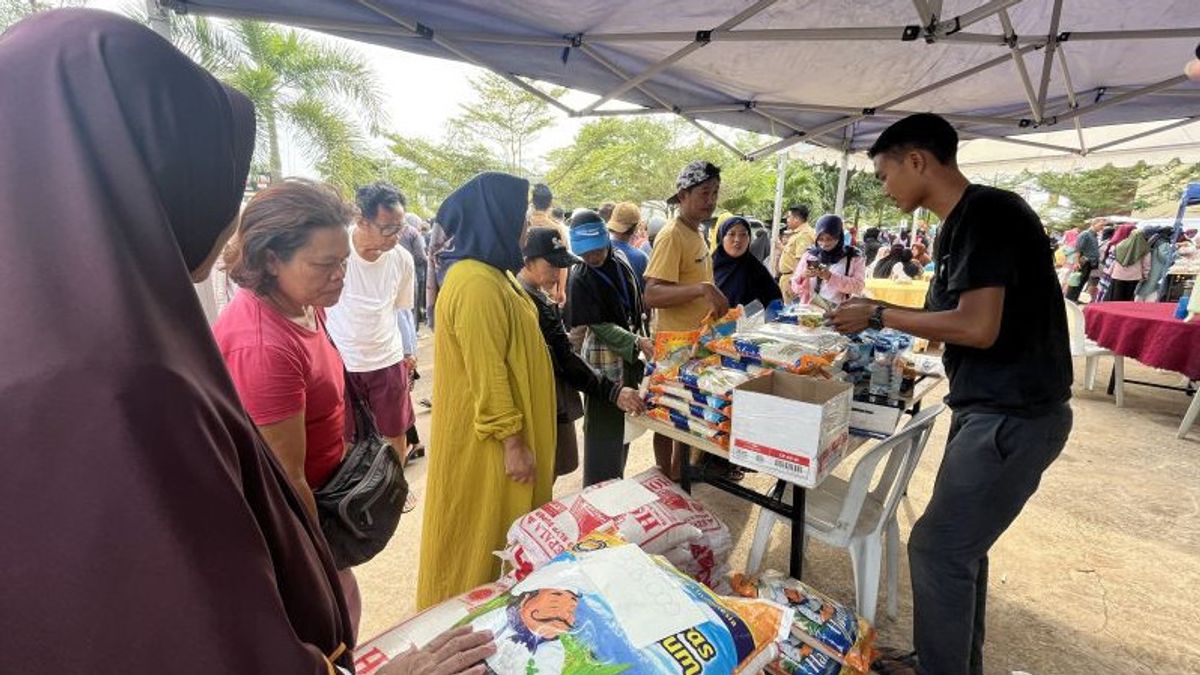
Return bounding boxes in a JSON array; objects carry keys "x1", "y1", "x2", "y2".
[{"x1": 160, "y1": 0, "x2": 1200, "y2": 269}]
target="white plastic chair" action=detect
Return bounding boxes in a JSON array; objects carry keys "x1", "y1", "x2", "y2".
[
  {"x1": 1064, "y1": 299, "x2": 1124, "y2": 405},
  {"x1": 1178, "y1": 382, "x2": 1200, "y2": 438},
  {"x1": 745, "y1": 404, "x2": 944, "y2": 623}
]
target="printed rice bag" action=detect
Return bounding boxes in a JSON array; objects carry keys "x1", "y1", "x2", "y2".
[
  {"x1": 359, "y1": 534, "x2": 793, "y2": 675},
  {"x1": 769, "y1": 303, "x2": 827, "y2": 328},
  {"x1": 651, "y1": 329, "x2": 701, "y2": 375},
  {"x1": 698, "y1": 307, "x2": 744, "y2": 347},
  {"x1": 719, "y1": 354, "x2": 774, "y2": 377},
  {"x1": 647, "y1": 392, "x2": 729, "y2": 425},
  {"x1": 648, "y1": 382, "x2": 732, "y2": 410},
  {"x1": 772, "y1": 642, "x2": 855, "y2": 675},
  {"x1": 647, "y1": 406, "x2": 731, "y2": 446},
  {"x1": 707, "y1": 334, "x2": 833, "y2": 374},
  {"x1": 502, "y1": 468, "x2": 732, "y2": 582},
  {"x1": 669, "y1": 358, "x2": 757, "y2": 393},
  {"x1": 731, "y1": 571, "x2": 876, "y2": 674}
]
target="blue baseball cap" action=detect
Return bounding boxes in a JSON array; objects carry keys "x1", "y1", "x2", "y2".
[{"x1": 569, "y1": 209, "x2": 610, "y2": 255}]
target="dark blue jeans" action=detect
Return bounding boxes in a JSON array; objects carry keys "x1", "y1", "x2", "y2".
[{"x1": 909, "y1": 403, "x2": 1073, "y2": 675}]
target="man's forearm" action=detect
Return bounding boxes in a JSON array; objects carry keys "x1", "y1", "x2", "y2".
[
  {"x1": 644, "y1": 281, "x2": 703, "y2": 309},
  {"x1": 882, "y1": 307, "x2": 995, "y2": 349}
]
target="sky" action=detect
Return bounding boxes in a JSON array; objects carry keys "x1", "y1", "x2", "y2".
[{"x1": 88, "y1": 1, "x2": 603, "y2": 178}]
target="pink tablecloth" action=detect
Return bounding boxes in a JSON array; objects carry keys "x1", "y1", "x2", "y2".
[{"x1": 1083, "y1": 302, "x2": 1200, "y2": 380}]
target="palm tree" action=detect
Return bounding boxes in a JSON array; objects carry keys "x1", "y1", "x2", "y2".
[{"x1": 172, "y1": 16, "x2": 385, "y2": 184}]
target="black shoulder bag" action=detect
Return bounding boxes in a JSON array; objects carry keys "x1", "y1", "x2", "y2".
[{"x1": 315, "y1": 323, "x2": 408, "y2": 569}]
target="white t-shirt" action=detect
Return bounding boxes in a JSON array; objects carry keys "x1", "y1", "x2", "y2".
[{"x1": 326, "y1": 229, "x2": 410, "y2": 372}]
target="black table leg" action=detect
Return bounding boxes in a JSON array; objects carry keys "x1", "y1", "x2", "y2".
[
  {"x1": 1107, "y1": 365, "x2": 1116, "y2": 396},
  {"x1": 679, "y1": 442, "x2": 692, "y2": 494},
  {"x1": 790, "y1": 485, "x2": 806, "y2": 580}
]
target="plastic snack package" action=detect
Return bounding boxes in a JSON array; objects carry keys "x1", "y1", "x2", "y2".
[
  {"x1": 698, "y1": 307, "x2": 744, "y2": 348},
  {"x1": 648, "y1": 382, "x2": 732, "y2": 410},
  {"x1": 731, "y1": 571, "x2": 876, "y2": 674},
  {"x1": 646, "y1": 392, "x2": 729, "y2": 425},
  {"x1": 707, "y1": 335, "x2": 833, "y2": 374},
  {"x1": 673, "y1": 357, "x2": 757, "y2": 393},
  {"x1": 502, "y1": 468, "x2": 732, "y2": 582},
  {"x1": 770, "y1": 641, "x2": 856, "y2": 675},
  {"x1": 651, "y1": 329, "x2": 702, "y2": 376},
  {"x1": 361, "y1": 533, "x2": 794, "y2": 674},
  {"x1": 647, "y1": 405, "x2": 731, "y2": 439}
]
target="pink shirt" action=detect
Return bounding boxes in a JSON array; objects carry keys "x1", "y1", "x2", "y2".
[
  {"x1": 214, "y1": 289, "x2": 346, "y2": 489},
  {"x1": 791, "y1": 251, "x2": 867, "y2": 305}
]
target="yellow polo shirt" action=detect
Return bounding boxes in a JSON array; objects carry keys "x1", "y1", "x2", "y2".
[
  {"x1": 645, "y1": 218, "x2": 714, "y2": 332},
  {"x1": 778, "y1": 223, "x2": 816, "y2": 276}
]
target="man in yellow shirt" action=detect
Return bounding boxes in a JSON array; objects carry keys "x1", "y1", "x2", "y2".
[
  {"x1": 644, "y1": 160, "x2": 729, "y2": 478},
  {"x1": 777, "y1": 205, "x2": 815, "y2": 301}
]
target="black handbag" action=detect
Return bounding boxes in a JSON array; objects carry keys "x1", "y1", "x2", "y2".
[{"x1": 313, "y1": 363, "x2": 408, "y2": 569}]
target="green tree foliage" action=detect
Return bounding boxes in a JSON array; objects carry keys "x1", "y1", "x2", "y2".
[
  {"x1": 449, "y1": 72, "x2": 562, "y2": 177},
  {"x1": 1033, "y1": 162, "x2": 1158, "y2": 225},
  {"x1": 171, "y1": 16, "x2": 385, "y2": 185},
  {"x1": 384, "y1": 132, "x2": 504, "y2": 216}
]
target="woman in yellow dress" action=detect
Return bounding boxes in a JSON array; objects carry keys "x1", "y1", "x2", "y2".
[{"x1": 417, "y1": 172, "x2": 557, "y2": 609}]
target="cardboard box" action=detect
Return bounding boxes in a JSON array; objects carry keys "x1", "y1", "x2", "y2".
[
  {"x1": 729, "y1": 372, "x2": 852, "y2": 488},
  {"x1": 850, "y1": 397, "x2": 904, "y2": 438}
]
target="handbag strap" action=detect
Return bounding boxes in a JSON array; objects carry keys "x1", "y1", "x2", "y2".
[{"x1": 316, "y1": 311, "x2": 381, "y2": 444}]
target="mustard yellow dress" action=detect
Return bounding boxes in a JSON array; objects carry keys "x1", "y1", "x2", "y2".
[{"x1": 416, "y1": 260, "x2": 556, "y2": 609}]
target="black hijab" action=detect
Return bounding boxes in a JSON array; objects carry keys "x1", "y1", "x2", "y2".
[
  {"x1": 712, "y1": 216, "x2": 782, "y2": 308},
  {"x1": 807, "y1": 213, "x2": 860, "y2": 266},
  {"x1": 0, "y1": 10, "x2": 351, "y2": 672}
]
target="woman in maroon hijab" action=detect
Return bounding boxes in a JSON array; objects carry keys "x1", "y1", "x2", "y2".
[{"x1": 0, "y1": 10, "x2": 491, "y2": 674}]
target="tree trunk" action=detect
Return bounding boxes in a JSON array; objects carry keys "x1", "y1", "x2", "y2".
[{"x1": 267, "y1": 112, "x2": 282, "y2": 183}]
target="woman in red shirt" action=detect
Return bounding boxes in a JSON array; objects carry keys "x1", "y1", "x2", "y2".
[{"x1": 214, "y1": 179, "x2": 362, "y2": 636}]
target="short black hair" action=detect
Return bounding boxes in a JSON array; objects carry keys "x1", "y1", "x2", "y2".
[
  {"x1": 787, "y1": 205, "x2": 810, "y2": 221},
  {"x1": 355, "y1": 181, "x2": 406, "y2": 221},
  {"x1": 531, "y1": 183, "x2": 553, "y2": 210},
  {"x1": 868, "y1": 113, "x2": 958, "y2": 165}
]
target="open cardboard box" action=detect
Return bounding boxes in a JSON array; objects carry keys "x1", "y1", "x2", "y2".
[{"x1": 729, "y1": 371, "x2": 852, "y2": 488}]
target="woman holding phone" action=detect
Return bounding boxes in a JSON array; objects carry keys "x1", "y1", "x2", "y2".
[{"x1": 791, "y1": 214, "x2": 866, "y2": 306}]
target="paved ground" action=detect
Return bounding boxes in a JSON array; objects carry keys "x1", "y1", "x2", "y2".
[{"x1": 355, "y1": 330, "x2": 1200, "y2": 675}]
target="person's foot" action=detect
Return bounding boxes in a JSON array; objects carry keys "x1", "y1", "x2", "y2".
[
  {"x1": 406, "y1": 443, "x2": 426, "y2": 462},
  {"x1": 872, "y1": 648, "x2": 919, "y2": 675},
  {"x1": 419, "y1": 398, "x2": 432, "y2": 409}
]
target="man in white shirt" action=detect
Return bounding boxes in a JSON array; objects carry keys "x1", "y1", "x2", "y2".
[{"x1": 327, "y1": 181, "x2": 421, "y2": 469}]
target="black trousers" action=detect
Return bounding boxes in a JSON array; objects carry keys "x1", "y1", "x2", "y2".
[
  {"x1": 909, "y1": 404, "x2": 1072, "y2": 675},
  {"x1": 1064, "y1": 259, "x2": 1095, "y2": 301},
  {"x1": 1107, "y1": 278, "x2": 1139, "y2": 302}
]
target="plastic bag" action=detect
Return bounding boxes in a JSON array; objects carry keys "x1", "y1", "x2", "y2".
[
  {"x1": 707, "y1": 334, "x2": 834, "y2": 374},
  {"x1": 647, "y1": 406, "x2": 730, "y2": 446},
  {"x1": 359, "y1": 534, "x2": 793, "y2": 675},
  {"x1": 731, "y1": 571, "x2": 876, "y2": 674},
  {"x1": 502, "y1": 468, "x2": 732, "y2": 583},
  {"x1": 648, "y1": 382, "x2": 732, "y2": 410},
  {"x1": 651, "y1": 330, "x2": 701, "y2": 375},
  {"x1": 647, "y1": 393, "x2": 729, "y2": 425},
  {"x1": 668, "y1": 358, "x2": 757, "y2": 393}
]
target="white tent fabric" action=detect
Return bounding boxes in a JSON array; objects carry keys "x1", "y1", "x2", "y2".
[{"x1": 164, "y1": 0, "x2": 1200, "y2": 159}]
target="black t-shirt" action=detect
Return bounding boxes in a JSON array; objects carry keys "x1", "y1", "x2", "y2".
[{"x1": 925, "y1": 185, "x2": 1072, "y2": 415}]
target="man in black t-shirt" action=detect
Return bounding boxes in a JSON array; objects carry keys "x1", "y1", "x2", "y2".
[{"x1": 830, "y1": 114, "x2": 1073, "y2": 675}]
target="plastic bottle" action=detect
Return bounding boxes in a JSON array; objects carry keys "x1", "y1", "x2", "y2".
[
  {"x1": 868, "y1": 345, "x2": 893, "y2": 397},
  {"x1": 1175, "y1": 295, "x2": 1190, "y2": 320},
  {"x1": 889, "y1": 346, "x2": 905, "y2": 401}
]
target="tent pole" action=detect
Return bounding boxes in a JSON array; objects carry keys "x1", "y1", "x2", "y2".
[
  {"x1": 935, "y1": 0, "x2": 1026, "y2": 35},
  {"x1": 1034, "y1": 0, "x2": 1064, "y2": 120},
  {"x1": 999, "y1": 9, "x2": 1043, "y2": 122},
  {"x1": 1089, "y1": 117, "x2": 1200, "y2": 153},
  {"x1": 748, "y1": 115, "x2": 862, "y2": 161},
  {"x1": 1052, "y1": 75, "x2": 1190, "y2": 125},
  {"x1": 834, "y1": 150, "x2": 850, "y2": 216},
  {"x1": 957, "y1": 129, "x2": 1082, "y2": 154},
  {"x1": 146, "y1": 0, "x2": 171, "y2": 39},
  {"x1": 911, "y1": 0, "x2": 933, "y2": 26},
  {"x1": 1054, "y1": 46, "x2": 1088, "y2": 153},
  {"x1": 578, "y1": 0, "x2": 778, "y2": 114},
  {"x1": 353, "y1": 0, "x2": 577, "y2": 117},
  {"x1": 770, "y1": 152, "x2": 787, "y2": 275}
]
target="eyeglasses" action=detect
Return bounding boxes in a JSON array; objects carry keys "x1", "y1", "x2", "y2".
[{"x1": 377, "y1": 224, "x2": 403, "y2": 237}]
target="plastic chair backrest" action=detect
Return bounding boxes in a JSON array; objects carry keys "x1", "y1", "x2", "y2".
[
  {"x1": 832, "y1": 404, "x2": 945, "y2": 541},
  {"x1": 1063, "y1": 298, "x2": 1087, "y2": 355}
]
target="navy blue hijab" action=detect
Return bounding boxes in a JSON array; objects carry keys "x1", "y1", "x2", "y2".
[
  {"x1": 712, "y1": 216, "x2": 782, "y2": 308},
  {"x1": 435, "y1": 171, "x2": 529, "y2": 282},
  {"x1": 808, "y1": 213, "x2": 860, "y2": 266}
]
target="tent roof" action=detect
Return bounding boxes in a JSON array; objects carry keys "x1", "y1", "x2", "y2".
[{"x1": 166, "y1": 0, "x2": 1200, "y2": 159}]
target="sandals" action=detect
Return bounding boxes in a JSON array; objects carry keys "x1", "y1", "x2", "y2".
[
  {"x1": 402, "y1": 488, "x2": 419, "y2": 514},
  {"x1": 406, "y1": 444, "x2": 426, "y2": 462}
]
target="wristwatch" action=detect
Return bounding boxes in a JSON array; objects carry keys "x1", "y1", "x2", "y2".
[{"x1": 868, "y1": 305, "x2": 886, "y2": 330}]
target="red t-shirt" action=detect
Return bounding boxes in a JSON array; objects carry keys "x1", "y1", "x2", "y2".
[{"x1": 214, "y1": 289, "x2": 346, "y2": 489}]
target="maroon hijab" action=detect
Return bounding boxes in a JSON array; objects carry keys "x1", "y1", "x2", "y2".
[{"x1": 0, "y1": 10, "x2": 352, "y2": 672}]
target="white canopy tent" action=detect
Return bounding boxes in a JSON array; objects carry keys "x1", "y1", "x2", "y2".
[{"x1": 155, "y1": 0, "x2": 1200, "y2": 288}]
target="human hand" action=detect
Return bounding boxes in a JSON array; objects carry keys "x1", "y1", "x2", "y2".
[
  {"x1": 378, "y1": 626, "x2": 496, "y2": 675},
  {"x1": 405, "y1": 355, "x2": 418, "y2": 370},
  {"x1": 827, "y1": 302, "x2": 877, "y2": 335},
  {"x1": 702, "y1": 283, "x2": 729, "y2": 319},
  {"x1": 817, "y1": 268, "x2": 832, "y2": 281},
  {"x1": 502, "y1": 435, "x2": 535, "y2": 484},
  {"x1": 638, "y1": 337, "x2": 654, "y2": 362},
  {"x1": 616, "y1": 387, "x2": 646, "y2": 415}
]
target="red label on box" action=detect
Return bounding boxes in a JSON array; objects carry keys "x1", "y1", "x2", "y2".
[{"x1": 732, "y1": 438, "x2": 811, "y2": 466}]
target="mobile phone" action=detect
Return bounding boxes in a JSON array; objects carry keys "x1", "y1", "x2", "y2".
[{"x1": 806, "y1": 259, "x2": 821, "y2": 269}]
